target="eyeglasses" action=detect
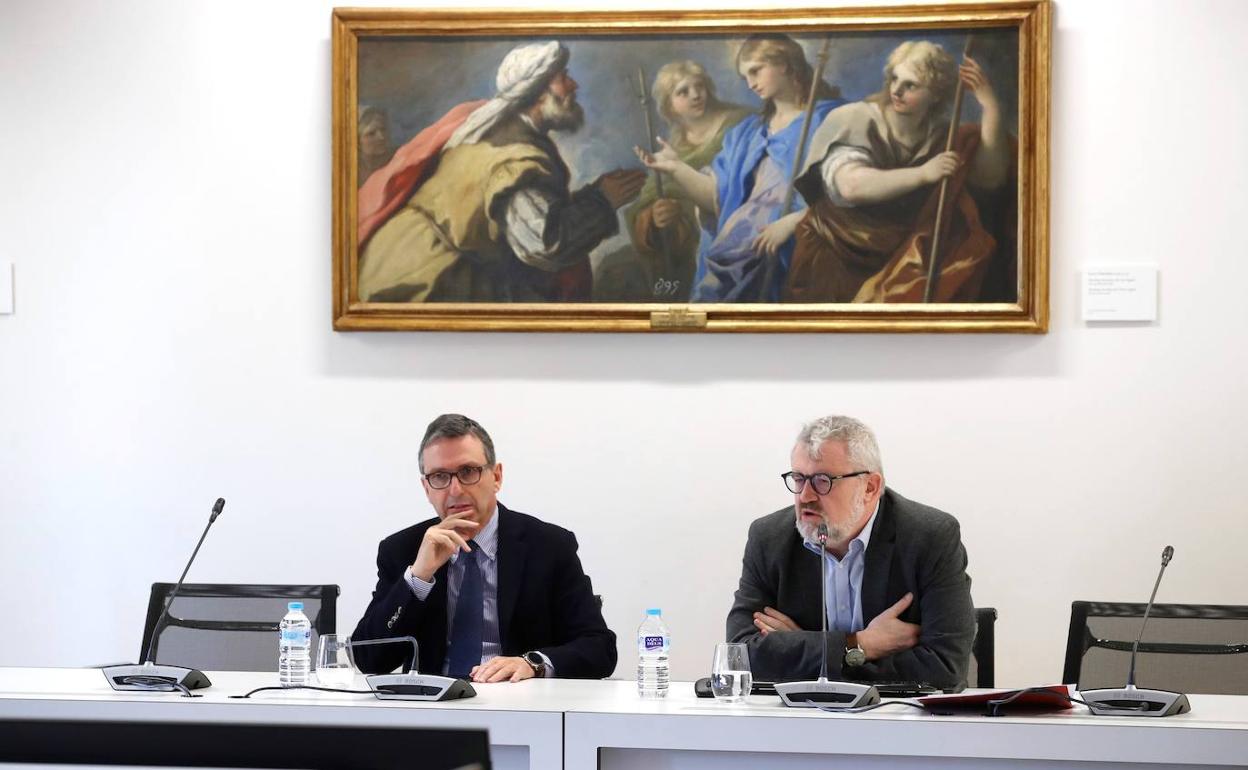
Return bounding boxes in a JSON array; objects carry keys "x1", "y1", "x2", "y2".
[
  {"x1": 424, "y1": 465, "x2": 487, "y2": 490},
  {"x1": 781, "y1": 470, "x2": 869, "y2": 496}
]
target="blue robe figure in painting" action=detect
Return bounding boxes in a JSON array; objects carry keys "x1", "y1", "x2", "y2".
[{"x1": 637, "y1": 34, "x2": 846, "y2": 303}]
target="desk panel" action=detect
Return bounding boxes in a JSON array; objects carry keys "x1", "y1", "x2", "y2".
[
  {"x1": 561, "y1": 681, "x2": 1248, "y2": 770},
  {"x1": 0, "y1": 668, "x2": 560, "y2": 770}
]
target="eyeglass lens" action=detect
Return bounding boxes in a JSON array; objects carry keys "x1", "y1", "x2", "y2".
[{"x1": 427, "y1": 466, "x2": 483, "y2": 489}]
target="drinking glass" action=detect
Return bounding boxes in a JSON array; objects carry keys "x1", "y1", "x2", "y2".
[
  {"x1": 315, "y1": 634, "x2": 356, "y2": 687},
  {"x1": 710, "y1": 642, "x2": 752, "y2": 702}
]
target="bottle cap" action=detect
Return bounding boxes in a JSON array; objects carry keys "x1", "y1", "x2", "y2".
[
  {"x1": 646, "y1": 608, "x2": 661, "y2": 615},
  {"x1": 288, "y1": 601, "x2": 304, "y2": 611}
]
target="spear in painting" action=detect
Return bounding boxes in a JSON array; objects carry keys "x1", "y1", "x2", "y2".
[
  {"x1": 762, "y1": 36, "x2": 833, "y2": 300},
  {"x1": 635, "y1": 66, "x2": 675, "y2": 290},
  {"x1": 923, "y1": 35, "x2": 975, "y2": 303}
]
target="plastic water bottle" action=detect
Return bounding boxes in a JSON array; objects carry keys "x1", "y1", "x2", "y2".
[
  {"x1": 637, "y1": 608, "x2": 670, "y2": 699},
  {"x1": 278, "y1": 601, "x2": 312, "y2": 687}
]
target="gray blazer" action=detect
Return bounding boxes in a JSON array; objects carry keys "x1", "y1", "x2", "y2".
[{"x1": 726, "y1": 487, "x2": 975, "y2": 688}]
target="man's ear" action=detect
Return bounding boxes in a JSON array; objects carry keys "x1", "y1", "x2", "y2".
[{"x1": 866, "y1": 472, "x2": 884, "y2": 500}]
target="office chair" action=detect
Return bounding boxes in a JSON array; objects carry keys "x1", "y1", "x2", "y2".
[
  {"x1": 1062, "y1": 601, "x2": 1248, "y2": 695},
  {"x1": 140, "y1": 583, "x2": 339, "y2": 672},
  {"x1": 0, "y1": 718, "x2": 489, "y2": 770},
  {"x1": 967, "y1": 606, "x2": 997, "y2": 688}
]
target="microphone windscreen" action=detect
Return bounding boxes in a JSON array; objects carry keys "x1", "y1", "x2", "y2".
[
  {"x1": 1161, "y1": 545, "x2": 1174, "y2": 565},
  {"x1": 210, "y1": 497, "x2": 226, "y2": 521}
]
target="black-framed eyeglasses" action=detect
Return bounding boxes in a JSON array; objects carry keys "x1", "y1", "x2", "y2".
[
  {"x1": 424, "y1": 465, "x2": 487, "y2": 490},
  {"x1": 781, "y1": 470, "x2": 869, "y2": 496}
]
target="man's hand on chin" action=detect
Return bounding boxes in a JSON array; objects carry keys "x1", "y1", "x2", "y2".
[{"x1": 470, "y1": 656, "x2": 536, "y2": 683}]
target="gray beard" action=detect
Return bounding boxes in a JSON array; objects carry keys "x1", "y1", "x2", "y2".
[
  {"x1": 794, "y1": 491, "x2": 867, "y2": 545},
  {"x1": 539, "y1": 95, "x2": 585, "y2": 133}
]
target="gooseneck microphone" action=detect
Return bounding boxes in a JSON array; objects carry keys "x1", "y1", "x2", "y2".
[
  {"x1": 1079, "y1": 545, "x2": 1191, "y2": 717},
  {"x1": 817, "y1": 524, "x2": 830, "y2": 682},
  {"x1": 776, "y1": 522, "x2": 880, "y2": 709},
  {"x1": 102, "y1": 498, "x2": 225, "y2": 694}
]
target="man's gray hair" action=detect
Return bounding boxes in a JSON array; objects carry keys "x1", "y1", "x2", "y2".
[
  {"x1": 418, "y1": 413, "x2": 497, "y2": 473},
  {"x1": 796, "y1": 416, "x2": 884, "y2": 475}
]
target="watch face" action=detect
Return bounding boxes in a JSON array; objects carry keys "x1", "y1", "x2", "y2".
[{"x1": 845, "y1": 648, "x2": 866, "y2": 667}]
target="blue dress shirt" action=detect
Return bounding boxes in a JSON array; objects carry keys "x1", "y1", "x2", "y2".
[{"x1": 802, "y1": 501, "x2": 880, "y2": 633}]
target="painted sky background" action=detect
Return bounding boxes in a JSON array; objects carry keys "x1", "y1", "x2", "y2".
[{"x1": 357, "y1": 28, "x2": 1019, "y2": 263}]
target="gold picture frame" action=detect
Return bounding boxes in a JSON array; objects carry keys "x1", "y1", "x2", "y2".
[{"x1": 332, "y1": 2, "x2": 1050, "y2": 332}]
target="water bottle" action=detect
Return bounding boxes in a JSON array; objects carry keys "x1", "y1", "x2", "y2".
[
  {"x1": 637, "y1": 608, "x2": 670, "y2": 699},
  {"x1": 278, "y1": 601, "x2": 312, "y2": 687}
]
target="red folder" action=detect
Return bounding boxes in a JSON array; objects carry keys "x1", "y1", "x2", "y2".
[{"x1": 919, "y1": 684, "x2": 1074, "y2": 713}]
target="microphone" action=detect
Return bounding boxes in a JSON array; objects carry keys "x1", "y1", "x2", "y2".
[
  {"x1": 102, "y1": 498, "x2": 225, "y2": 694},
  {"x1": 776, "y1": 522, "x2": 880, "y2": 709},
  {"x1": 1079, "y1": 545, "x2": 1191, "y2": 717},
  {"x1": 350, "y1": 636, "x2": 476, "y2": 702}
]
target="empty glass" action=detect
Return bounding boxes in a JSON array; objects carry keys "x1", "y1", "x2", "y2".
[
  {"x1": 315, "y1": 634, "x2": 356, "y2": 687},
  {"x1": 711, "y1": 642, "x2": 752, "y2": 702}
]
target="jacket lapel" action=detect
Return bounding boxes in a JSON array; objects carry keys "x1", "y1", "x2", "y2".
[
  {"x1": 495, "y1": 504, "x2": 525, "y2": 647},
  {"x1": 860, "y1": 490, "x2": 896, "y2": 623}
]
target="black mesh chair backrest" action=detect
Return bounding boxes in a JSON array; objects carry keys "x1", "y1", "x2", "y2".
[
  {"x1": 967, "y1": 606, "x2": 997, "y2": 688},
  {"x1": 1062, "y1": 601, "x2": 1248, "y2": 694},
  {"x1": 140, "y1": 583, "x2": 339, "y2": 672}
]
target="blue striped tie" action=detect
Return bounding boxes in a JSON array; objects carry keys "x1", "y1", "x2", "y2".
[{"x1": 446, "y1": 541, "x2": 482, "y2": 679}]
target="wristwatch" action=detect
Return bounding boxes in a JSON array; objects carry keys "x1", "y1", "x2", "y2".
[
  {"x1": 522, "y1": 651, "x2": 547, "y2": 678},
  {"x1": 844, "y1": 632, "x2": 866, "y2": 668}
]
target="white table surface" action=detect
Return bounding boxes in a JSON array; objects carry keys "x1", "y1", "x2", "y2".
[{"x1": 3, "y1": 669, "x2": 1247, "y2": 770}]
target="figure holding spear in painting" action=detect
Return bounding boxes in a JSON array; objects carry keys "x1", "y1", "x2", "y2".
[
  {"x1": 786, "y1": 40, "x2": 1016, "y2": 303},
  {"x1": 356, "y1": 41, "x2": 645, "y2": 303},
  {"x1": 636, "y1": 34, "x2": 845, "y2": 302},
  {"x1": 595, "y1": 61, "x2": 749, "y2": 301}
]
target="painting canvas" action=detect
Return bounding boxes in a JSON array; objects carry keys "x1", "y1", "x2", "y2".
[{"x1": 332, "y1": 3, "x2": 1050, "y2": 331}]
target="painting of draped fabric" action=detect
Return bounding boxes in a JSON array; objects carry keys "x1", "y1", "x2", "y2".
[{"x1": 332, "y1": 3, "x2": 1049, "y2": 332}]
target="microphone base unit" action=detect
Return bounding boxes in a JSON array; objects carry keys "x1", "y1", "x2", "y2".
[
  {"x1": 365, "y1": 673, "x2": 476, "y2": 701},
  {"x1": 102, "y1": 663, "x2": 212, "y2": 692},
  {"x1": 775, "y1": 679, "x2": 880, "y2": 709},
  {"x1": 1079, "y1": 686, "x2": 1191, "y2": 717}
]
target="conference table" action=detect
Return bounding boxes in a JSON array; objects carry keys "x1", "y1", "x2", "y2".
[{"x1": 2, "y1": 668, "x2": 1246, "y2": 769}]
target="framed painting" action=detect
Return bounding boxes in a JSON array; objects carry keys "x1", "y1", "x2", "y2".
[{"x1": 332, "y1": 2, "x2": 1050, "y2": 332}]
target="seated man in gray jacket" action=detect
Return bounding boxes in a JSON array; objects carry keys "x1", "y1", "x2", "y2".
[{"x1": 727, "y1": 415, "x2": 975, "y2": 688}]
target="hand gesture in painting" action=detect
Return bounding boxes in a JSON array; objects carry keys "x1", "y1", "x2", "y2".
[
  {"x1": 960, "y1": 54, "x2": 1009, "y2": 190},
  {"x1": 594, "y1": 169, "x2": 647, "y2": 209},
  {"x1": 959, "y1": 56, "x2": 999, "y2": 113},
  {"x1": 634, "y1": 137, "x2": 718, "y2": 214},
  {"x1": 918, "y1": 150, "x2": 961, "y2": 185},
  {"x1": 634, "y1": 137, "x2": 685, "y2": 175},
  {"x1": 651, "y1": 198, "x2": 682, "y2": 229},
  {"x1": 751, "y1": 211, "x2": 802, "y2": 257}
]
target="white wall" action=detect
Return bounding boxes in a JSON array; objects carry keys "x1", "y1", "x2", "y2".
[{"x1": 2, "y1": 0, "x2": 1246, "y2": 688}]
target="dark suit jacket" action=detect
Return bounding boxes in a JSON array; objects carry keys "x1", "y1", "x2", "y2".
[
  {"x1": 726, "y1": 488, "x2": 975, "y2": 688},
  {"x1": 352, "y1": 503, "x2": 617, "y2": 679}
]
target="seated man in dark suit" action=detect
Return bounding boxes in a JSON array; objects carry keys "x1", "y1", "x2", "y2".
[
  {"x1": 727, "y1": 415, "x2": 975, "y2": 688},
  {"x1": 353, "y1": 413, "x2": 616, "y2": 682}
]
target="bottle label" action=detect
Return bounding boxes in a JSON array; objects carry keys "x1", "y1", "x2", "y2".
[
  {"x1": 281, "y1": 628, "x2": 310, "y2": 646},
  {"x1": 641, "y1": 635, "x2": 666, "y2": 652}
]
